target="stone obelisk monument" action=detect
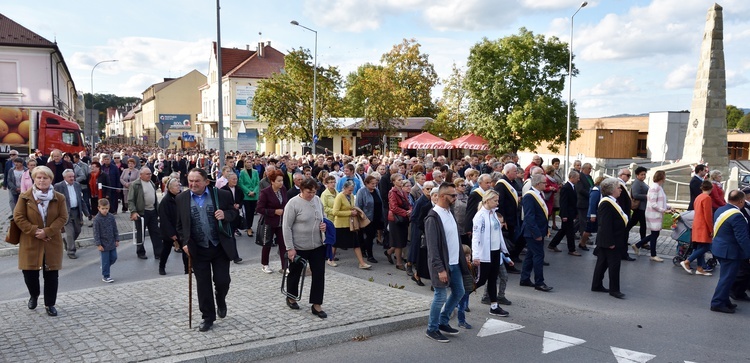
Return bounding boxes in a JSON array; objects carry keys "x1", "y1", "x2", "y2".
[{"x1": 681, "y1": 3, "x2": 728, "y2": 174}]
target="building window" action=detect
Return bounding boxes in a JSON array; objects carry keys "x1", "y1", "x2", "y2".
[{"x1": 0, "y1": 61, "x2": 20, "y2": 94}]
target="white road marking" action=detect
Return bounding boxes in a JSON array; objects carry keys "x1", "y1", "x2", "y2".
[
  {"x1": 611, "y1": 346, "x2": 656, "y2": 363},
  {"x1": 542, "y1": 331, "x2": 586, "y2": 354},
  {"x1": 477, "y1": 318, "x2": 525, "y2": 337}
]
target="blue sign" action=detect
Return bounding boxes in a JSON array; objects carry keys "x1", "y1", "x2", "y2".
[
  {"x1": 313, "y1": 135, "x2": 319, "y2": 144},
  {"x1": 158, "y1": 114, "x2": 191, "y2": 130}
]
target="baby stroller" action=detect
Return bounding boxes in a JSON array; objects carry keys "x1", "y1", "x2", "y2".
[{"x1": 670, "y1": 211, "x2": 717, "y2": 268}]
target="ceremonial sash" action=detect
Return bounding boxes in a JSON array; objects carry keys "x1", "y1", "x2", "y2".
[
  {"x1": 599, "y1": 197, "x2": 629, "y2": 226},
  {"x1": 619, "y1": 181, "x2": 631, "y2": 199},
  {"x1": 496, "y1": 179, "x2": 518, "y2": 206},
  {"x1": 714, "y1": 208, "x2": 743, "y2": 236},
  {"x1": 523, "y1": 190, "x2": 548, "y2": 219}
]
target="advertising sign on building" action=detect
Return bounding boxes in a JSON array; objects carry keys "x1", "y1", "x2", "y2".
[
  {"x1": 235, "y1": 85, "x2": 257, "y2": 120},
  {"x1": 237, "y1": 129, "x2": 259, "y2": 151},
  {"x1": 158, "y1": 114, "x2": 191, "y2": 130}
]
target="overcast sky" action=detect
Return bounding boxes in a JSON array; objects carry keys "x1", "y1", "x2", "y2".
[{"x1": 4, "y1": 0, "x2": 750, "y2": 118}]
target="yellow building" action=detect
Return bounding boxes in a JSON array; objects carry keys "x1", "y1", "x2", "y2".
[{"x1": 140, "y1": 69, "x2": 206, "y2": 147}]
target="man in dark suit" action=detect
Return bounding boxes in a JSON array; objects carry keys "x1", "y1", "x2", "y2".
[
  {"x1": 710, "y1": 190, "x2": 750, "y2": 313},
  {"x1": 287, "y1": 173, "x2": 303, "y2": 199},
  {"x1": 687, "y1": 164, "x2": 707, "y2": 211},
  {"x1": 575, "y1": 163, "x2": 594, "y2": 242},
  {"x1": 54, "y1": 169, "x2": 90, "y2": 259},
  {"x1": 495, "y1": 164, "x2": 522, "y2": 270},
  {"x1": 176, "y1": 168, "x2": 238, "y2": 331},
  {"x1": 519, "y1": 174, "x2": 553, "y2": 292},
  {"x1": 591, "y1": 178, "x2": 628, "y2": 299},
  {"x1": 548, "y1": 171, "x2": 580, "y2": 255},
  {"x1": 615, "y1": 168, "x2": 637, "y2": 261}
]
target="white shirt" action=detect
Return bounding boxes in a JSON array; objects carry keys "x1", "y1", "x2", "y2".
[
  {"x1": 434, "y1": 204, "x2": 460, "y2": 265},
  {"x1": 66, "y1": 183, "x2": 78, "y2": 208},
  {"x1": 142, "y1": 180, "x2": 156, "y2": 211}
]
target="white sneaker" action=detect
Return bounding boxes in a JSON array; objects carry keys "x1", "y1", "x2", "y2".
[
  {"x1": 650, "y1": 256, "x2": 664, "y2": 262},
  {"x1": 102, "y1": 277, "x2": 114, "y2": 283},
  {"x1": 680, "y1": 260, "x2": 693, "y2": 274},
  {"x1": 261, "y1": 265, "x2": 273, "y2": 274},
  {"x1": 327, "y1": 260, "x2": 338, "y2": 267}
]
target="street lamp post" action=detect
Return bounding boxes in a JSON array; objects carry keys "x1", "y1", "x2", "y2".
[
  {"x1": 564, "y1": 1, "x2": 587, "y2": 180},
  {"x1": 291, "y1": 20, "x2": 318, "y2": 155},
  {"x1": 90, "y1": 59, "x2": 118, "y2": 154},
  {"x1": 216, "y1": 0, "x2": 225, "y2": 170}
]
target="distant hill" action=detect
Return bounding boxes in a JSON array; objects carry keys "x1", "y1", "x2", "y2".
[
  {"x1": 742, "y1": 108, "x2": 750, "y2": 115},
  {"x1": 602, "y1": 113, "x2": 649, "y2": 118}
]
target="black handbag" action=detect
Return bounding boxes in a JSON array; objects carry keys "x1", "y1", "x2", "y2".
[{"x1": 255, "y1": 215, "x2": 275, "y2": 246}]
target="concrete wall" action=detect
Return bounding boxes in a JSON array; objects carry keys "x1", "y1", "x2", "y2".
[{"x1": 647, "y1": 111, "x2": 688, "y2": 162}]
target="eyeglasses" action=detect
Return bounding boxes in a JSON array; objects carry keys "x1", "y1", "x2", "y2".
[
  {"x1": 621, "y1": 174, "x2": 631, "y2": 177},
  {"x1": 445, "y1": 194, "x2": 457, "y2": 198}
]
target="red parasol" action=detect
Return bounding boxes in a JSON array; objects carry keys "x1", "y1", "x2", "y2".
[
  {"x1": 449, "y1": 134, "x2": 489, "y2": 150},
  {"x1": 399, "y1": 132, "x2": 453, "y2": 149}
]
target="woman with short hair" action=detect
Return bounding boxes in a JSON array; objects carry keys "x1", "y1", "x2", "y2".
[
  {"x1": 119, "y1": 158, "x2": 138, "y2": 213},
  {"x1": 333, "y1": 180, "x2": 371, "y2": 269},
  {"x1": 591, "y1": 178, "x2": 627, "y2": 299},
  {"x1": 708, "y1": 170, "x2": 726, "y2": 211},
  {"x1": 356, "y1": 175, "x2": 385, "y2": 264},
  {"x1": 680, "y1": 180, "x2": 714, "y2": 276},
  {"x1": 256, "y1": 170, "x2": 289, "y2": 274}
]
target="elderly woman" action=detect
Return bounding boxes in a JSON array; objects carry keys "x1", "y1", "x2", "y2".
[
  {"x1": 332, "y1": 179, "x2": 371, "y2": 269},
  {"x1": 256, "y1": 170, "x2": 289, "y2": 274},
  {"x1": 386, "y1": 175, "x2": 410, "y2": 269},
  {"x1": 283, "y1": 178, "x2": 328, "y2": 317},
  {"x1": 20, "y1": 158, "x2": 37, "y2": 194},
  {"x1": 708, "y1": 170, "x2": 726, "y2": 212},
  {"x1": 633, "y1": 170, "x2": 671, "y2": 262},
  {"x1": 544, "y1": 165, "x2": 560, "y2": 230},
  {"x1": 320, "y1": 175, "x2": 338, "y2": 266},
  {"x1": 119, "y1": 158, "x2": 139, "y2": 213},
  {"x1": 356, "y1": 175, "x2": 385, "y2": 264},
  {"x1": 452, "y1": 177, "x2": 470, "y2": 246},
  {"x1": 12, "y1": 166, "x2": 68, "y2": 316},
  {"x1": 591, "y1": 178, "x2": 627, "y2": 299},
  {"x1": 158, "y1": 177, "x2": 189, "y2": 275}
]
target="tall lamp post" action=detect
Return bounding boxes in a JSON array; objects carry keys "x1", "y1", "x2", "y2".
[
  {"x1": 564, "y1": 1, "x2": 587, "y2": 180},
  {"x1": 291, "y1": 20, "x2": 318, "y2": 155},
  {"x1": 90, "y1": 59, "x2": 118, "y2": 153},
  {"x1": 216, "y1": 0, "x2": 225, "y2": 169}
]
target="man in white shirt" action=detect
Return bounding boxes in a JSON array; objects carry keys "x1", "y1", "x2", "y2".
[{"x1": 54, "y1": 169, "x2": 90, "y2": 258}]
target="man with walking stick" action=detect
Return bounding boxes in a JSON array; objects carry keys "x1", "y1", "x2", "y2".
[{"x1": 176, "y1": 168, "x2": 238, "y2": 332}]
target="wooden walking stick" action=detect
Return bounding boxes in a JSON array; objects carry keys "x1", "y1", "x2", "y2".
[{"x1": 188, "y1": 253, "x2": 193, "y2": 329}]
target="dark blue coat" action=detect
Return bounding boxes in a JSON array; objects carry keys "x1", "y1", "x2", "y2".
[
  {"x1": 521, "y1": 190, "x2": 548, "y2": 241},
  {"x1": 712, "y1": 204, "x2": 750, "y2": 260}
]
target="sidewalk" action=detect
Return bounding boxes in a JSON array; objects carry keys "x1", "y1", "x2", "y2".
[{"x1": 0, "y1": 267, "x2": 430, "y2": 362}]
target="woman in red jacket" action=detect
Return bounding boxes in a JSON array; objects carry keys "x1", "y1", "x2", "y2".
[
  {"x1": 680, "y1": 180, "x2": 714, "y2": 276},
  {"x1": 708, "y1": 170, "x2": 726, "y2": 212}
]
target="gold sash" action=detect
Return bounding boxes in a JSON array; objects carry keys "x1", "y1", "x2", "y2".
[
  {"x1": 714, "y1": 208, "x2": 743, "y2": 237},
  {"x1": 523, "y1": 190, "x2": 548, "y2": 219},
  {"x1": 496, "y1": 179, "x2": 518, "y2": 206},
  {"x1": 598, "y1": 197, "x2": 629, "y2": 226}
]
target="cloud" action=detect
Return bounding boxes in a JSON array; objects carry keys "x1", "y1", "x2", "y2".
[
  {"x1": 422, "y1": 0, "x2": 521, "y2": 31},
  {"x1": 579, "y1": 76, "x2": 639, "y2": 96},
  {"x1": 303, "y1": 0, "x2": 423, "y2": 32},
  {"x1": 579, "y1": 98, "x2": 612, "y2": 109},
  {"x1": 663, "y1": 64, "x2": 695, "y2": 90},
  {"x1": 520, "y1": 0, "x2": 592, "y2": 11}
]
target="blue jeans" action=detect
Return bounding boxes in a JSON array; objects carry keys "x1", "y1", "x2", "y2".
[
  {"x1": 456, "y1": 292, "x2": 470, "y2": 324},
  {"x1": 428, "y1": 264, "x2": 465, "y2": 332},
  {"x1": 687, "y1": 243, "x2": 711, "y2": 268},
  {"x1": 101, "y1": 249, "x2": 118, "y2": 278}
]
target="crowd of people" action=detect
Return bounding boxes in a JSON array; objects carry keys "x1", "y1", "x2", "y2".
[{"x1": 5, "y1": 144, "x2": 750, "y2": 336}]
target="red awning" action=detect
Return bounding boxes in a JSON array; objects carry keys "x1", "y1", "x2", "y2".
[
  {"x1": 399, "y1": 132, "x2": 453, "y2": 150},
  {"x1": 449, "y1": 134, "x2": 489, "y2": 150}
]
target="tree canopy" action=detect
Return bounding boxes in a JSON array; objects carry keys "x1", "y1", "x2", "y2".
[
  {"x1": 727, "y1": 104, "x2": 744, "y2": 130},
  {"x1": 425, "y1": 63, "x2": 471, "y2": 141},
  {"x1": 253, "y1": 48, "x2": 343, "y2": 144},
  {"x1": 84, "y1": 93, "x2": 140, "y2": 126},
  {"x1": 465, "y1": 28, "x2": 577, "y2": 154},
  {"x1": 381, "y1": 38, "x2": 440, "y2": 118}
]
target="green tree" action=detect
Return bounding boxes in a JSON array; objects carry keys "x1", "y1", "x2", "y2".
[
  {"x1": 465, "y1": 28, "x2": 576, "y2": 154},
  {"x1": 425, "y1": 63, "x2": 471, "y2": 140},
  {"x1": 253, "y1": 48, "x2": 343, "y2": 145},
  {"x1": 738, "y1": 114, "x2": 750, "y2": 132},
  {"x1": 727, "y1": 104, "x2": 744, "y2": 130},
  {"x1": 381, "y1": 38, "x2": 440, "y2": 118},
  {"x1": 343, "y1": 64, "x2": 411, "y2": 149}
]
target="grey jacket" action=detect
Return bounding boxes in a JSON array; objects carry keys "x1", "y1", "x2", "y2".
[
  {"x1": 355, "y1": 187, "x2": 385, "y2": 221},
  {"x1": 75, "y1": 161, "x2": 90, "y2": 189},
  {"x1": 6, "y1": 167, "x2": 24, "y2": 196},
  {"x1": 282, "y1": 196, "x2": 324, "y2": 251},
  {"x1": 631, "y1": 178, "x2": 649, "y2": 211},
  {"x1": 424, "y1": 208, "x2": 470, "y2": 289},
  {"x1": 53, "y1": 180, "x2": 90, "y2": 218}
]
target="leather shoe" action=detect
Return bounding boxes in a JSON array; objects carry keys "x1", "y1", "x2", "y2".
[
  {"x1": 535, "y1": 284, "x2": 553, "y2": 292},
  {"x1": 311, "y1": 305, "x2": 327, "y2": 319},
  {"x1": 286, "y1": 298, "x2": 300, "y2": 310},
  {"x1": 578, "y1": 245, "x2": 590, "y2": 251},
  {"x1": 520, "y1": 280, "x2": 534, "y2": 287},
  {"x1": 623, "y1": 256, "x2": 636, "y2": 261},
  {"x1": 218, "y1": 308, "x2": 227, "y2": 319},
  {"x1": 591, "y1": 287, "x2": 610, "y2": 293},
  {"x1": 137, "y1": 255, "x2": 148, "y2": 260},
  {"x1": 158, "y1": 268, "x2": 166, "y2": 275},
  {"x1": 548, "y1": 245, "x2": 561, "y2": 252},
  {"x1": 45, "y1": 306, "x2": 58, "y2": 316},
  {"x1": 28, "y1": 296, "x2": 38, "y2": 310},
  {"x1": 609, "y1": 292, "x2": 625, "y2": 299},
  {"x1": 728, "y1": 302, "x2": 738, "y2": 309},
  {"x1": 233, "y1": 258, "x2": 243, "y2": 264},
  {"x1": 543, "y1": 261, "x2": 550, "y2": 266},
  {"x1": 711, "y1": 306, "x2": 735, "y2": 314},
  {"x1": 199, "y1": 320, "x2": 214, "y2": 332},
  {"x1": 412, "y1": 276, "x2": 425, "y2": 286},
  {"x1": 731, "y1": 294, "x2": 750, "y2": 302},
  {"x1": 568, "y1": 251, "x2": 582, "y2": 256}
]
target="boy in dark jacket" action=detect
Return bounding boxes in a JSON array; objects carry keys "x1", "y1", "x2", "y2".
[{"x1": 94, "y1": 199, "x2": 119, "y2": 283}]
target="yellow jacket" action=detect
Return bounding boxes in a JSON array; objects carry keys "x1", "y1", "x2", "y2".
[
  {"x1": 332, "y1": 192, "x2": 356, "y2": 228},
  {"x1": 321, "y1": 188, "x2": 337, "y2": 219}
]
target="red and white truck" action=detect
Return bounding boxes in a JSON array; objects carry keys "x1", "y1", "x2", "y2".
[{"x1": 0, "y1": 107, "x2": 85, "y2": 158}]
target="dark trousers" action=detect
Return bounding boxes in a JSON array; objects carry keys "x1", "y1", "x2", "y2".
[
  {"x1": 193, "y1": 243, "x2": 231, "y2": 322},
  {"x1": 262, "y1": 226, "x2": 288, "y2": 269},
  {"x1": 359, "y1": 223, "x2": 377, "y2": 257},
  {"x1": 592, "y1": 246, "x2": 621, "y2": 292},
  {"x1": 242, "y1": 200, "x2": 257, "y2": 230},
  {"x1": 712, "y1": 257, "x2": 739, "y2": 309},
  {"x1": 287, "y1": 245, "x2": 326, "y2": 305},
  {"x1": 135, "y1": 209, "x2": 162, "y2": 257},
  {"x1": 520, "y1": 237, "x2": 545, "y2": 286},
  {"x1": 507, "y1": 225, "x2": 525, "y2": 262},
  {"x1": 109, "y1": 190, "x2": 119, "y2": 213},
  {"x1": 159, "y1": 239, "x2": 189, "y2": 272},
  {"x1": 475, "y1": 250, "x2": 501, "y2": 302},
  {"x1": 23, "y1": 269, "x2": 58, "y2": 307},
  {"x1": 636, "y1": 230, "x2": 660, "y2": 257},
  {"x1": 81, "y1": 188, "x2": 92, "y2": 218},
  {"x1": 548, "y1": 219, "x2": 576, "y2": 252},
  {"x1": 731, "y1": 260, "x2": 750, "y2": 298},
  {"x1": 577, "y1": 208, "x2": 588, "y2": 234},
  {"x1": 626, "y1": 209, "x2": 647, "y2": 239}
]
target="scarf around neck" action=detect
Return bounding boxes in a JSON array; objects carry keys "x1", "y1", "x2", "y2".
[{"x1": 32, "y1": 186, "x2": 54, "y2": 225}]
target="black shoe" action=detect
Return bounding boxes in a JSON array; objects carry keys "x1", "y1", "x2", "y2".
[
  {"x1": 286, "y1": 298, "x2": 300, "y2": 310},
  {"x1": 535, "y1": 284, "x2": 553, "y2": 292},
  {"x1": 490, "y1": 307, "x2": 510, "y2": 317},
  {"x1": 438, "y1": 324, "x2": 459, "y2": 335},
  {"x1": 199, "y1": 320, "x2": 214, "y2": 332},
  {"x1": 384, "y1": 251, "x2": 394, "y2": 264},
  {"x1": 481, "y1": 296, "x2": 490, "y2": 305},
  {"x1": 233, "y1": 258, "x2": 243, "y2": 264},
  {"x1": 412, "y1": 276, "x2": 425, "y2": 286},
  {"x1": 367, "y1": 257, "x2": 378, "y2": 264},
  {"x1": 711, "y1": 305, "x2": 736, "y2": 314},
  {"x1": 520, "y1": 280, "x2": 534, "y2": 287},
  {"x1": 578, "y1": 245, "x2": 590, "y2": 251},
  {"x1": 609, "y1": 292, "x2": 625, "y2": 299},
  {"x1": 28, "y1": 296, "x2": 38, "y2": 310},
  {"x1": 728, "y1": 302, "x2": 738, "y2": 309},
  {"x1": 464, "y1": 307, "x2": 471, "y2": 312},
  {"x1": 591, "y1": 286, "x2": 610, "y2": 293},
  {"x1": 67, "y1": 254, "x2": 77, "y2": 259},
  {"x1": 45, "y1": 306, "x2": 57, "y2": 316},
  {"x1": 623, "y1": 256, "x2": 636, "y2": 261},
  {"x1": 137, "y1": 255, "x2": 148, "y2": 260},
  {"x1": 732, "y1": 294, "x2": 750, "y2": 302},
  {"x1": 425, "y1": 329, "x2": 450, "y2": 343},
  {"x1": 497, "y1": 297, "x2": 512, "y2": 306},
  {"x1": 311, "y1": 305, "x2": 327, "y2": 319},
  {"x1": 507, "y1": 268, "x2": 521, "y2": 274},
  {"x1": 543, "y1": 261, "x2": 550, "y2": 266},
  {"x1": 154, "y1": 255, "x2": 160, "y2": 260},
  {"x1": 158, "y1": 268, "x2": 166, "y2": 275},
  {"x1": 218, "y1": 308, "x2": 227, "y2": 319}
]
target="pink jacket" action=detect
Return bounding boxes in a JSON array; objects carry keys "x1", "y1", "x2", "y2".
[{"x1": 20, "y1": 170, "x2": 33, "y2": 193}]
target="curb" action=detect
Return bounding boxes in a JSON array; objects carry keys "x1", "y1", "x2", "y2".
[
  {"x1": 0, "y1": 232, "x2": 137, "y2": 258},
  {"x1": 144, "y1": 311, "x2": 427, "y2": 363}
]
